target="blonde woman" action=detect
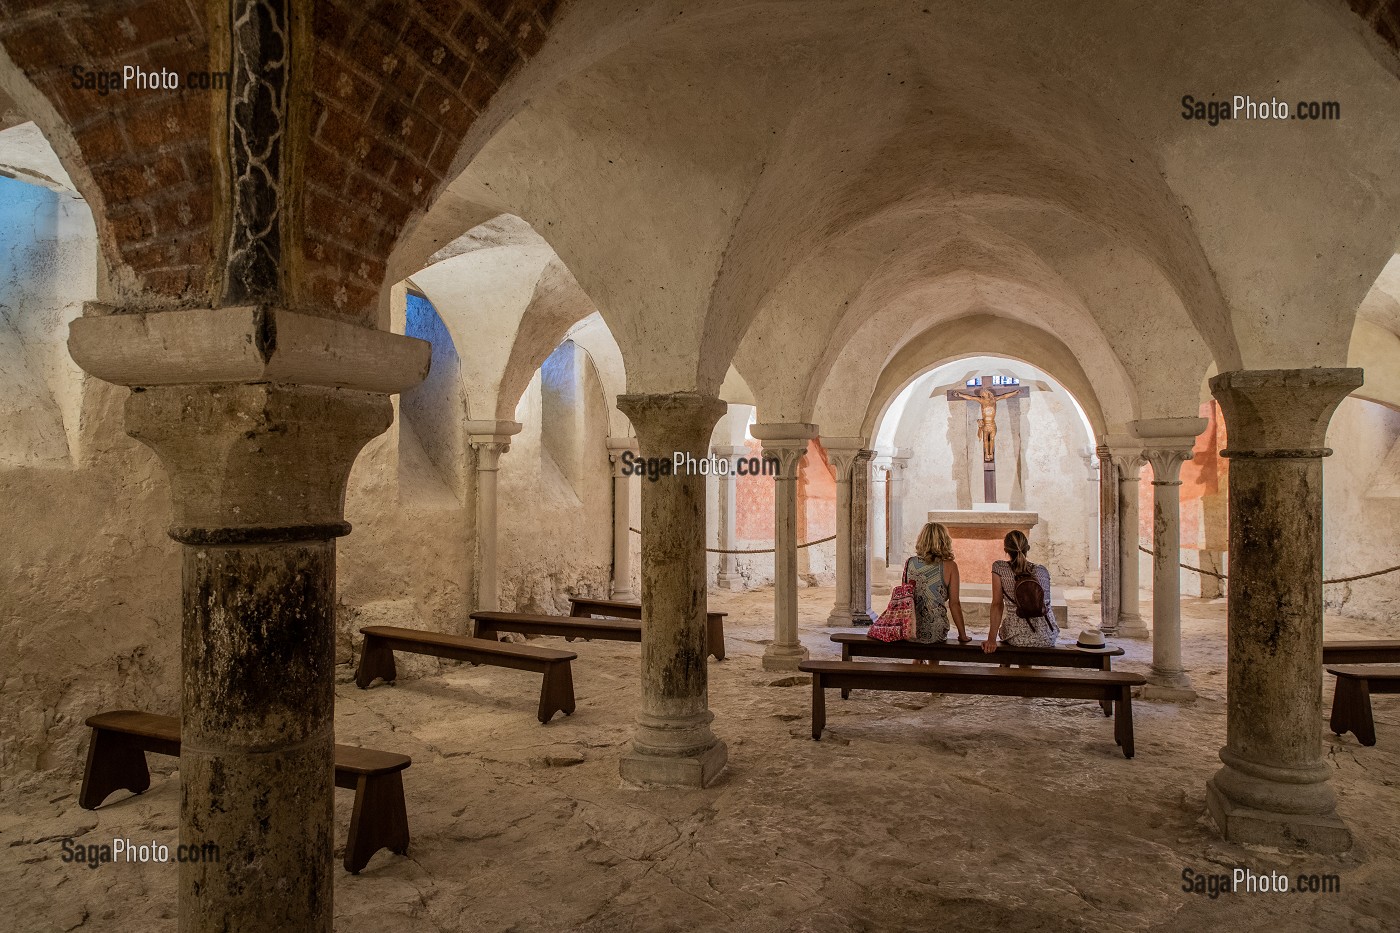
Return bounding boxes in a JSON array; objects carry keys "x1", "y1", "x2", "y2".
[
  {"x1": 906, "y1": 522, "x2": 971, "y2": 643},
  {"x1": 983, "y1": 529, "x2": 1059, "y2": 652}
]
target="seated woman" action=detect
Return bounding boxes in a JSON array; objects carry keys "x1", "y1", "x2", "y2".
[
  {"x1": 906, "y1": 522, "x2": 970, "y2": 644},
  {"x1": 983, "y1": 529, "x2": 1059, "y2": 652}
]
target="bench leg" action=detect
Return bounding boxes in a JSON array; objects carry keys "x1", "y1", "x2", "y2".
[
  {"x1": 707, "y1": 617, "x2": 726, "y2": 661},
  {"x1": 1114, "y1": 688, "x2": 1135, "y2": 759},
  {"x1": 538, "y1": 661, "x2": 576, "y2": 724},
  {"x1": 355, "y1": 636, "x2": 397, "y2": 689},
  {"x1": 812, "y1": 674, "x2": 826, "y2": 740},
  {"x1": 840, "y1": 646, "x2": 851, "y2": 699},
  {"x1": 1099, "y1": 658, "x2": 1114, "y2": 716},
  {"x1": 1331, "y1": 678, "x2": 1376, "y2": 746},
  {"x1": 475, "y1": 623, "x2": 499, "y2": 642},
  {"x1": 80, "y1": 729, "x2": 151, "y2": 809},
  {"x1": 344, "y1": 772, "x2": 410, "y2": 874}
]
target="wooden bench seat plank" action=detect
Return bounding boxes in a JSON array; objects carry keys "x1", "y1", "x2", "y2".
[
  {"x1": 79, "y1": 710, "x2": 410, "y2": 873},
  {"x1": 1323, "y1": 641, "x2": 1400, "y2": 665},
  {"x1": 568, "y1": 598, "x2": 727, "y2": 661},
  {"x1": 1326, "y1": 665, "x2": 1400, "y2": 747},
  {"x1": 356, "y1": 625, "x2": 577, "y2": 723},
  {"x1": 471, "y1": 611, "x2": 642, "y2": 643},
  {"x1": 798, "y1": 660, "x2": 1144, "y2": 758}
]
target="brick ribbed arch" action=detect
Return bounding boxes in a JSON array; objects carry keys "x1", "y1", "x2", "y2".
[{"x1": 0, "y1": 0, "x2": 565, "y2": 317}]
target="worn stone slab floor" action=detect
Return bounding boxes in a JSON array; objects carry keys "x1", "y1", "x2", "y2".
[{"x1": 2, "y1": 587, "x2": 1397, "y2": 932}]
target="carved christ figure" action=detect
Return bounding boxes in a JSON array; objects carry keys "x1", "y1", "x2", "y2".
[{"x1": 954, "y1": 386, "x2": 1022, "y2": 462}]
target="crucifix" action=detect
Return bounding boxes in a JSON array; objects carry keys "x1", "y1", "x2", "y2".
[{"x1": 946, "y1": 377, "x2": 1030, "y2": 502}]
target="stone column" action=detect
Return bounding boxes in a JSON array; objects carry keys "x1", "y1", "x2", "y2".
[
  {"x1": 1143, "y1": 445, "x2": 1196, "y2": 699},
  {"x1": 822, "y1": 438, "x2": 864, "y2": 626},
  {"x1": 1083, "y1": 448, "x2": 1101, "y2": 592},
  {"x1": 1097, "y1": 443, "x2": 1120, "y2": 634},
  {"x1": 1205, "y1": 368, "x2": 1362, "y2": 853},
  {"x1": 467, "y1": 421, "x2": 521, "y2": 612},
  {"x1": 753, "y1": 423, "x2": 817, "y2": 671},
  {"x1": 712, "y1": 444, "x2": 745, "y2": 590},
  {"x1": 1115, "y1": 450, "x2": 1149, "y2": 638},
  {"x1": 70, "y1": 307, "x2": 429, "y2": 933},
  {"x1": 849, "y1": 448, "x2": 875, "y2": 625},
  {"x1": 616, "y1": 393, "x2": 728, "y2": 787},
  {"x1": 871, "y1": 457, "x2": 890, "y2": 571},
  {"x1": 887, "y1": 448, "x2": 912, "y2": 565},
  {"x1": 607, "y1": 437, "x2": 639, "y2": 600}
]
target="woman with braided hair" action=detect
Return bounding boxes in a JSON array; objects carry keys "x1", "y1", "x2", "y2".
[{"x1": 983, "y1": 529, "x2": 1059, "y2": 653}]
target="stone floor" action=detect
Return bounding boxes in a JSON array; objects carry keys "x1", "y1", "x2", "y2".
[{"x1": 3, "y1": 587, "x2": 1398, "y2": 932}]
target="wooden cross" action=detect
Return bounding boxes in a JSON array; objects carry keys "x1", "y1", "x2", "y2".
[{"x1": 946, "y1": 377, "x2": 1030, "y2": 502}]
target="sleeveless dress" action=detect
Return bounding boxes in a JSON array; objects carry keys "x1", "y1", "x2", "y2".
[
  {"x1": 905, "y1": 557, "x2": 951, "y2": 643},
  {"x1": 992, "y1": 560, "x2": 1058, "y2": 647}
]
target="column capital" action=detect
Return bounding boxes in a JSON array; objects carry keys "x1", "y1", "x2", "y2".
[
  {"x1": 619, "y1": 393, "x2": 728, "y2": 453},
  {"x1": 125, "y1": 384, "x2": 392, "y2": 543},
  {"x1": 608, "y1": 436, "x2": 640, "y2": 461},
  {"x1": 1211, "y1": 368, "x2": 1363, "y2": 458},
  {"x1": 711, "y1": 444, "x2": 747, "y2": 458},
  {"x1": 1144, "y1": 446, "x2": 1195, "y2": 486},
  {"x1": 759, "y1": 437, "x2": 808, "y2": 477}
]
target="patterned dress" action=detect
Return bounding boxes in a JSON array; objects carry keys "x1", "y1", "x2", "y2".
[
  {"x1": 905, "y1": 557, "x2": 951, "y2": 643},
  {"x1": 992, "y1": 559, "x2": 1058, "y2": 647}
]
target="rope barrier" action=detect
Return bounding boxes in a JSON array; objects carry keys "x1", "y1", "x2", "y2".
[
  {"x1": 629, "y1": 527, "x2": 836, "y2": 555},
  {"x1": 1136, "y1": 544, "x2": 1400, "y2": 584}
]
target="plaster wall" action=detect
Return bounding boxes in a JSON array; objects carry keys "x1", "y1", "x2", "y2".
[
  {"x1": 0, "y1": 175, "x2": 93, "y2": 465},
  {"x1": 496, "y1": 348, "x2": 615, "y2": 614},
  {"x1": 1323, "y1": 397, "x2": 1400, "y2": 623}
]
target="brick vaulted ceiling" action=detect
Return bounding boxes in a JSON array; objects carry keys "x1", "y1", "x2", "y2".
[{"x1": 0, "y1": 0, "x2": 564, "y2": 322}]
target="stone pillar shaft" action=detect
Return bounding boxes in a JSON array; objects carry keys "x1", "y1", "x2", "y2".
[
  {"x1": 1116, "y1": 452, "x2": 1149, "y2": 638},
  {"x1": 1205, "y1": 368, "x2": 1362, "y2": 853},
  {"x1": 1097, "y1": 444, "x2": 1120, "y2": 634},
  {"x1": 616, "y1": 393, "x2": 728, "y2": 787},
  {"x1": 848, "y1": 449, "x2": 875, "y2": 625},
  {"x1": 608, "y1": 439, "x2": 639, "y2": 600},
  {"x1": 713, "y1": 445, "x2": 745, "y2": 590},
  {"x1": 887, "y1": 450, "x2": 911, "y2": 567},
  {"x1": 1144, "y1": 447, "x2": 1195, "y2": 697},
  {"x1": 824, "y1": 444, "x2": 860, "y2": 626}
]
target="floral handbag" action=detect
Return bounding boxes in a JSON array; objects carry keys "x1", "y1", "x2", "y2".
[{"x1": 869, "y1": 558, "x2": 916, "y2": 642}]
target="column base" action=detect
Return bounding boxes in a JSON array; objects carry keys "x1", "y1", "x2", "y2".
[
  {"x1": 850, "y1": 610, "x2": 873, "y2": 627},
  {"x1": 762, "y1": 643, "x2": 809, "y2": 671},
  {"x1": 1206, "y1": 779, "x2": 1352, "y2": 853},
  {"x1": 610, "y1": 585, "x2": 637, "y2": 602},
  {"x1": 715, "y1": 572, "x2": 743, "y2": 591},
  {"x1": 1141, "y1": 669, "x2": 1197, "y2": 702},
  {"x1": 621, "y1": 740, "x2": 728, "y2": 788},
  {"x1": 826, "y1": 607, "x2": 853, "y2": 627},
  {"x1": 1116, "y1": 613, "x2": 1150, "y2": 639}
]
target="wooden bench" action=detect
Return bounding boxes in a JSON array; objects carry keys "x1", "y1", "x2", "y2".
[
  {"x1": 79, "y1": 710, "x2": 410, "y2": 874},
  {"x1": 568, "y1": 596, "x2": 727, "y2": 661},
  {"x1": 356, "y1": 625, "x2": 577, "y2": 724},
  {"x1": 831, "y1": 633, "x2": 1125, "y2": 714},
  {"x1": 1327, "y1": 664, "x2": 1400, "y2": 746},
  {"x1": 798, "y1": 660, "x2": 1146, "y2": 758},
  {"x1": 1323, "y1": 641, "x2": 1400, "y2": 665}
]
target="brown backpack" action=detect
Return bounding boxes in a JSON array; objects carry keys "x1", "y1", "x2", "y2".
[{"x1": 1012, "y1": 566, "x2": 1046, "y2": 621}]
